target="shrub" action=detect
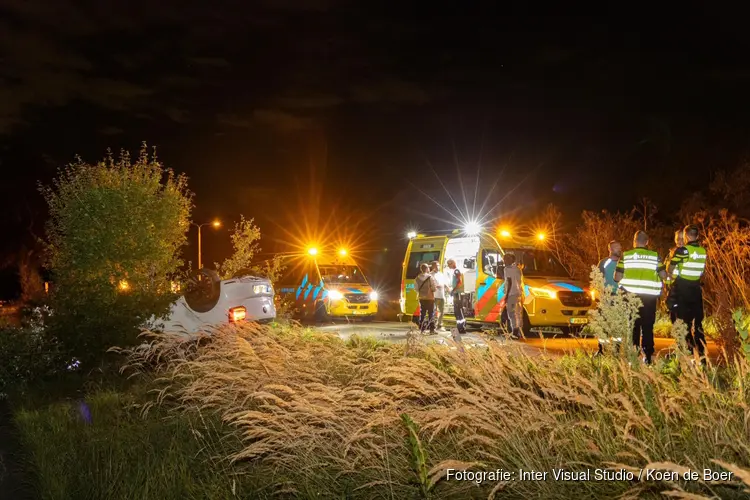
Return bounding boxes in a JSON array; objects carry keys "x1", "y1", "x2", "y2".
[
  {"x1": 39, "y1": 143, "x2": 192, "y2": 362},
  {"x1": 585, "y1": 266, "x2": 642, "y2": 360},
  {"x1": 689, "y1": 210, "x2": 750, "y2": 353},
  {"x1": 0, "y1": 325, "x2": 62, "y2": 396}
]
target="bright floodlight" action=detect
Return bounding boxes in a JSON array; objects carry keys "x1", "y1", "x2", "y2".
[
  {"x1": 307, "y1": 247, "x2": 318, "y2": 256},
  {"x1": 537, "y1": 232, "x2": 546, "y2": 241},
  {"x1": 464, "y1": 221, "x2": 481, "y2": 236},
  {"x1": 338, "y1": 248, "x2": 347, "y2": 256},
  {"x1": 407, "y1": 231, "x2": 417, "y2": 239}
]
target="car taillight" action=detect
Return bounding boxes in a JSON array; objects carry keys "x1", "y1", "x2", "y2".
[{"x1": 229, "y1": 306, "x2": 246, "y2": 322}]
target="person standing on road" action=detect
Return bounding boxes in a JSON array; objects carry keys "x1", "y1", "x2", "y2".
[
  {"x1": 596, "y1": 240, "x2": 623, "y2": 355},
  {"x1": 446, "y1": 259, "x2": 467, "y2": 334},
  {"x1": 668, "y1": 225, "x2": 707, "y2": 361},
  {"x1": 597, "y1": 240, "x2": 622, "y2": 293},
  {"x1": 430, "y1": 261, "x2": 447, "y2": 331},
  {"x1": 665, "y1": 229, "x2": 686, "y2": 323},
  {"x1": 614, "y1": 230, "x2": 667, "y2": 365},
  {"x1": 414, "y1": 263, "x2": 437, "y2": 335},
  {"x1": 502, "y1": 253, "x2": 525, "y2": 339}
]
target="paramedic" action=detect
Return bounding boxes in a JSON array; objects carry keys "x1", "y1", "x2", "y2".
[
  {"x1": 597, "y1": 240, "x2": 622, "y2": 293},
  {"x1": 446, "y1": 259, "x2": 467, "y2": 334}
]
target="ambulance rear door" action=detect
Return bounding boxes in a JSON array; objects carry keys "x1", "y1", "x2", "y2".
[{"x1": 402, "y1": 236, "x2": 447, "y2": 316}]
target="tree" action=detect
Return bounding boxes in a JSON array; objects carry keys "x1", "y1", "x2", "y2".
[
  {"x1": 217, "y1": 216, "x2": 285, "y2": 283},
  {"x1": 557, "y1": 208, "x2": 642, "y2": 281},
  {"x1": 40, "y1": 143, "x2": 192, "y2": 361}
]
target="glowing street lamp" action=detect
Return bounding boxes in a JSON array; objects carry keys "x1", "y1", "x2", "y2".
[
  {"x1": 537, "y1": 232, "x2": 546, "y2": 241},
  {"x1": 307, "y1": 247, "x2": 319, "y2": 256},
  {"x1": 192, "y1": 219, "x2": 222, "y2": 269},
  {"x1": 499, "y1": 229, "x2": 511, "y2": 239},
  {"x1": 338, "y1": 248, "x2": 348, "y2": 256}
]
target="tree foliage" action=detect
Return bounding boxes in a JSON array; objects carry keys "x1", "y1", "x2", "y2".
[
  {"x1": 40, "y1": 143, "x2": 192, "y2": 360},
  {"x1": 217, "y1": 216, "x2": 285, "y2": 284}
]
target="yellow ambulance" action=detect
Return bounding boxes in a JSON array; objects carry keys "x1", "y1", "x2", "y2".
[
  {"x1": 277, "y1": 247, "x2": 378, "y2": 322},
  {"x1": 400, "y1": 227, "x2": 593, "y2": 334}
]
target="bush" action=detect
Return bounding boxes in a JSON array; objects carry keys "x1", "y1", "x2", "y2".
[
  {"x1": 106, "y1": 323, "x2": 750, "y2": 499},
  {"x1": 690, "y1": 210, "x2": 750, "y2": 353},
  {"x1": 585, "y1": 266, "x2": 641, "y2": 360},
  {"x1": 0, "y1": 325, "x2": 62, "y2": 396},
  {"x1": 39, "y1": 143, "x2": 192, "y2": 362}
]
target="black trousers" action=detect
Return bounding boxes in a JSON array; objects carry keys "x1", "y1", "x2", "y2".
[
  {"x1": 675, "y1": 280, "x2": 705, "y2": 356},
  {"x1": 418, "y1": 299, "x2": 435, "y2": 333},
  {"x1": 634, "y1": 295, "x2": 658, "y2": 359},
  {"x1": 667, "y1": 285, "x2": 679, "y2": 323},
  {"x1": 453, "y1": 294, "x2": 466, "y2": 333}
]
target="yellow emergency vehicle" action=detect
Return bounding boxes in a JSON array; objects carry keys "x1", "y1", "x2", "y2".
[
  {"x1": 277, "y1": 247, "x2": 378, "y2": 322},
  {"x1": 400, "y1": 227, "x2": 593, "y2": 334}
]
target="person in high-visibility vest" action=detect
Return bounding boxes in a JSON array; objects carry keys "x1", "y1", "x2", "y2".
[
  {"x1": 665, "y1": 229, "x2": 685, "y2": 323},
  {"x1": 667, "y1": 225, "x2": 707, "y2": 359},
  {"x1": 614, "y1": 230, "x2": 667, "y2": 365}
]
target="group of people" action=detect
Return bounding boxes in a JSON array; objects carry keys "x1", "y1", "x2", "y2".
[
  {"x1": 413, "y1": 259, "x2": 463, "y2": 335},
  {"x1": 597, "y1": 225, "x2": 707, "y2": 365},
  {"x1": 413, "y1": 253, "x2": 526, "y2": 338}
]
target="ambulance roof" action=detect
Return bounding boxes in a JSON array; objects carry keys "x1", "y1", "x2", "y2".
[{"x1": 313, "y1": 254, "x2": 359, "y2": 266}]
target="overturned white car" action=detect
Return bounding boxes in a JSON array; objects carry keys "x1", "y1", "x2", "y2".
[{"x1": 151, "y1": 269, "x2": 276, "y2": 334}]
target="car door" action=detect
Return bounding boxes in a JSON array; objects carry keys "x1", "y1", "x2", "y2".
[{"x1": 474, "y1": 235, "x2": 504, "y2": 322}]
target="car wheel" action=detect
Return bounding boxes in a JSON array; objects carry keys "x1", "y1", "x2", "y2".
[
  {"x1": 314, "y1": 300, "x2": 329, "y2": 323},
  {"x1": 184, "y1": 268, "x2": 221, "y2": 313}
]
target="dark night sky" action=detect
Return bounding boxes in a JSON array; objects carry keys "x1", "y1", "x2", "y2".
[{"x1": 2, "y1": 3, "x2": 749, "y2": 297}]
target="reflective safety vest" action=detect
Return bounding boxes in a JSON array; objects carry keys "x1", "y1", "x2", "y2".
[
  {"x1": 664, "y1": 248, "x2": 680, "y2": 285},
  {"x1": 670, "y1": 242, "x2": 707, "y2": 282},
  {"x1": 616, "y1": 247, "x2": 664, "y2": 296}
]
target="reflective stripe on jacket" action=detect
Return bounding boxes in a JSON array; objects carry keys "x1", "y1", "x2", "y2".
[{"x1": 616, "y1": 247, "x2": 664, "y2": 296}]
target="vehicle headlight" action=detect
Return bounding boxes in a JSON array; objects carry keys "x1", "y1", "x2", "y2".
[
  {"x1": 253, "y1": 284, "x2": 272, "y2": 294},
  {"x1": 369, "y1": 291, "x2": 379, "y2": 301},
  {"x1": 328, "y1": 290, "x2": 344, "y2": 301},
  {"x1": 528, "y1": 287, "x2": 557, "y2": 300}
]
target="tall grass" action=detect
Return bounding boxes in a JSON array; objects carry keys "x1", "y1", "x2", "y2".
[
  {"x1": 107, "y1": 322, "x2": 750, "y2": 499},
  {"x1": 14, "y1": 384, "x2": 259, "y2": 499}
]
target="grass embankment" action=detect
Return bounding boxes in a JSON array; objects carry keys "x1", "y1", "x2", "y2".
[{"x1": 15, "y1": 323, "x2": 750, "y2": 499}]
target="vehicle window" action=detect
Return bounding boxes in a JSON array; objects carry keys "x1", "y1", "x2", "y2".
[
  {"x1": 503, "y1": 249, "x2": 570, "y2": 278},
  {"x1": 318, "y1": 265, "x2": 368, "y2": 285},
  {"x1": 277, "y1": 259, "x2": 313, "y2": 287},
  {"x1": 405, "y1": 251, "x2": 441, "y2": 279},
  {"x1": 481, "y1": 249, "x2": 502, "y2": 277}
]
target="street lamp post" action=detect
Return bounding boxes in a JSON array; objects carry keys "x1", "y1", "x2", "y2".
[{"x1": 192, "y1": 220, "x2": 221, "y2": 269}]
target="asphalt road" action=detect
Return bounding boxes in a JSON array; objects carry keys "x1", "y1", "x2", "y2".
[{"x1": 314, "y1": 320, "x2": 722, "y2": 362}]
